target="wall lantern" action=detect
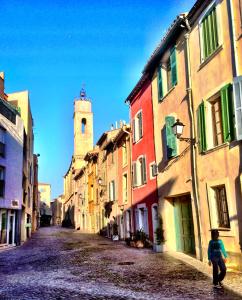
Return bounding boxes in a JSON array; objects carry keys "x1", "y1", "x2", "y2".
[
  {"x1": 172, "y1": 119, "x2": 185, "y2": 138},
  {"x1": 98, "y1": 177, "x2": 106, "y2": 187},
  {"x1": 172, "y1": 119, "x2": 195, "y2": 144}
]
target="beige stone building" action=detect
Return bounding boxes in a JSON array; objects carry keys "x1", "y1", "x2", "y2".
[
  {"x1": 39, "y1": 183, "x2": 52, "y2": 226},
  {"x1": 63, "y1": 89, "x2": 93, "y2": 228},
  {"x1": 8, "y1": 90, "x2": 34, "y2": 242}
]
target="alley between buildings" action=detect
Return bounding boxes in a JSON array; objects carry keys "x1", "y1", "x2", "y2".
[{"x1": 0, "y1": 226, "x2": 241, "y2": 300}]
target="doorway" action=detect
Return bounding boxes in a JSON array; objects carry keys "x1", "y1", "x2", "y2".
[
  {"x1": 174, "y1": 195, "x2": 195, "y2": 254},
  {"x1": 7, "y1": 211, "x2": 15, "y2": 245}
]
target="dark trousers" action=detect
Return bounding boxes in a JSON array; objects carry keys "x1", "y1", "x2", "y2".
[{"x1": 211, "y1": 256, "x2": 226, "y2": 285}]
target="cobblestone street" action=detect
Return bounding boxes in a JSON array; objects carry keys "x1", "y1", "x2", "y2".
[{"x1": 0, "y1": 227, "x2": 242, "y2": 300}]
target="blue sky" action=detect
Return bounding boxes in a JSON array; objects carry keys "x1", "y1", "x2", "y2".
[{"x1": 1, "y1": 0, "x2": 195, "y2": 199}]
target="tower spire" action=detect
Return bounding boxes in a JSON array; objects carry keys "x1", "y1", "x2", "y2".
[{"x1": 80, "y1": 83, "x2": 86, "y2": 100}]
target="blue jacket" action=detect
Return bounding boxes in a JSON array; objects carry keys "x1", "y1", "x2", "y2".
[{"x1": 208, "y1": 239, "x2": 228, "y2": 260}]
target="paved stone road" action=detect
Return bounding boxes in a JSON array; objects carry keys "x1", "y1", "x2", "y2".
[{"x1": 0, "y1": 227, "x2": 241, "y2": 300}]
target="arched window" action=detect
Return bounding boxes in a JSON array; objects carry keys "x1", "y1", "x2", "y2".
[{"x1": 81, "y1": 118, "x2": 86, "y2": 134}]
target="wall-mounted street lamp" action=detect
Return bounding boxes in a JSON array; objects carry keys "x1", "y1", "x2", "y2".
[
  {"x1": 98, "y1": 177, "x2": 106, "y2": 187},
  {"x1": 172, "y1": 119, "x2": 195, "y2": 144}
]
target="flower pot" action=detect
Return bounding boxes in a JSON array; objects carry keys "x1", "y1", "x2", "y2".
[
  {"x1": 112, "y1": 235, "x2": 119, "y2": 241},
  {"x1": 153, "y1": 243, "x2": 165, "y2": 253},
  {"x1": 136, "y1": 240, "x2": 144, "y2": 248}
]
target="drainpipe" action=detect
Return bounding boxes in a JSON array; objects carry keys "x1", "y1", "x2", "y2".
[
  {"x1": 184, "y1": 18, "x2": 203, "y2": 261},
  {"x1": 227, "y1": 0, "x2": 239, "y2": 77},
  {"x1": 124, "y1": 102, "x2": 134, "y2": 235}
]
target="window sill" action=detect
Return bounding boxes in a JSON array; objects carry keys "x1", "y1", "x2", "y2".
[
  {"x1": 133, "y1": 137, "x2": 143, "y2": 145},
  {"x1": 203, "y1": 142, "x2": 228, "y2": 155},
  {"x1": 133, "y1": 183, "x2": 147, "y2": 190},
  {"x1": 159, "y1": 86, "x2": 176, "y2": 103},
  {"x1": 199, "y1": 45, "x2": 223, "y2": 71}
]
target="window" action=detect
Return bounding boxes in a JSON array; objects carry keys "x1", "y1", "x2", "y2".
[
  {"x1": 122, "y1": 141, "x2": 127, "y2": 166},
  {"x1": 200, "y1": 3, "x2": 219, "y2": 61},
  {"x1": 122, "y1": 173, "x2": 128, "y2": 203},
  {"x1": 135, "y1": 206, "x2": 149, "y2": 234},
  {"x1": 81, "y1": 118, "x2": 86, "y2": 134},
  {"x1": 0, "y1": 127, "x2": 5, "y2": 157},
  {"x1": 132, "y1": 156, "x2": 147, "y2": 187},
  {"x1": 198, "y1": 84, "x2": 235, "y2": 152},
  {"x1": 109, "y1": 180, "x2": 115, "y2": 201},
  {"x1": 165, "y1": 116, "x2": 177, "y2": 159},
  {"x1": 0, "y1": 166, "x2": 5, "y2": 197},
  {"x1": 210, "y1": 95, "x2": 224, "y2": 146},
  {"x1": 150, "y1": 162, "x2": 158, "y2": 179},
  {"x1": 213, "y1": 185, "x2": 230, "y2": 228},
  {"x1": 157, "y1": 46, "x2": 177, "y2": 101},
  {"x1": 132, "y1": 111, "x2": 143, "y2": 143},
  {"x1": 233, "y1": 76, "x2": 242, "y2": 140}
]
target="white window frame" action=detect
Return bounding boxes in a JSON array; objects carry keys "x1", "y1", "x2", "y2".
[
  {"x1": 205, "y1": 92, "x2": 225, "y2": 149},
  {"x1": 149, "y1": 161, "x2": 158, "y2": 180},
  {"x1": 133, "y1": 110, "x2": 143, "y2": 143},
  {"x1": 206, "y1": 179, "x2": 234, "y2": 233},
  {"x1": 233, "y1": 76, "x2": 242, "y2": 140},
  {"x1": 198, "y1": 0, "x2": 222, "y2": 63},
  {"x1": 122, "y1": 172, "x2": 128, "y2": 204},
  {"x1": 122, "y1": 140, "x2": 128, "y2": 166},
  {"x1": 109, "y1": 180, "x2": 115, "y2": 202}
]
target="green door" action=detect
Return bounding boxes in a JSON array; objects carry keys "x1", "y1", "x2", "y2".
[{"x1": 174, "y1": 196, "x2": 195, "y2": 254}]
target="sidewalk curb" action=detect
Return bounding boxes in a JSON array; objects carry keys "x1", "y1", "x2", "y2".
[{"x1": 167, "y1": 251, "x2": 242, "y2": 298}]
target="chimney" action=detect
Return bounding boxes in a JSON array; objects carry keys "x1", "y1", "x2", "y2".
[{"x1": 0, "y1": 72, "x2": 4, "y2": 80}]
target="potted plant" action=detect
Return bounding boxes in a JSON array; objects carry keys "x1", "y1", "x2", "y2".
[
  {"x1": 154, "y1": 216, "x2": 165, "y2": 252},
  {"x1": 134, "y1": 229, "x2": 149, "y2": 248},
  {"x1": 112, "y1": 221, "x2": 119, "y2": 241}
]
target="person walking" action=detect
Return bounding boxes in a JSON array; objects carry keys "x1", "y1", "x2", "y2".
[{"x1": 208, "y1": 229, "x2": 228, "y2": 289}]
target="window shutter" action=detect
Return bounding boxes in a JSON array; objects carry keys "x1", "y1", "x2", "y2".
[
  {"x1": 112, "y1": 181, "x2": 115, "y2": 201},
  {"x1": 198, "y1": 102, "x2": 207, "y2": 152},
  {"x1": 201, "y1": 6, "x2": 218, "y2": 59},
  {"x1": 132, "y1": 162, "x2": 137, "y2": 187},
  {"x1": 135, "y1": 209, "x2": 139, "y2": 231},
  {"x1": 157, "y1": 67, "x2": 163, "y2": 101},
  {"x1": 132, "y1": 119, "x2": 136, "y2": 143},
  {"x1": 144, "y1": 208, "x2": 149, "y2": 235},
  {"x1": 138, "y1": 112, "x2": 143, "y2": 139},
  {"x1": 233, "y1": 77, "x2": 242, "y2": 140},
  {"x1": 220, "y1": 83, "x2": 235, "y2": 142},
  {"x1": 109, "y1": 182, "x2": 111, "y2": 201},
  {"x1": 165, "y1": 116, "x2": 177, "y2": 158},
  {"x1": 141, "y1": 156, "x2": 147, "y2": 184},
  {"x1": 170, "y1": 47, "x2": 177, "y2": 87}
]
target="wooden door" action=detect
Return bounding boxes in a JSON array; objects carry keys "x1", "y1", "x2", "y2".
[{"x1": 174, "y1": 195, "x2": 195, "y2": 254}]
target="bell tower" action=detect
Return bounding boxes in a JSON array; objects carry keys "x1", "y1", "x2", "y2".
[{"x1": 73, "y1": 87, "x2": 93, "y2": 170}]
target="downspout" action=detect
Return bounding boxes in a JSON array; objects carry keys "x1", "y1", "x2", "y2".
[
  {"x1": 124, "y1": 102, "x2": 134, "y2": 235},
  {"x1": 184, "y1": 18, "x2": 203, "y2": 261},
  {"x1": 227, "y1": 0, "x2": 239, "y2": 77}
]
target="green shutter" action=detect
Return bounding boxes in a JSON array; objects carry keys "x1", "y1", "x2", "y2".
[
  {"x1": 165, "y1": 116, "x2": 177, "y2": 158},
  {"x1": 170, "y1": 47, "x2": 177, "y2": 86},
  {"x1": 201, "y1": 6, "x2": 218, "y2": 59},
  {"x1": 157, "y1": 67, "x2": 163, "y2": 101},
  {"x1": 220, "y1": 83, "x2": 235, "y2": 142},
  {"x1": 198, "y1": 102, "x2": 207, "y2": 153}
]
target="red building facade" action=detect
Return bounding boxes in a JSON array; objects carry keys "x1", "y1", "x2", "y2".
[{"x1": 126, "y1": 75, "x2": 158, "y2": 242}]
